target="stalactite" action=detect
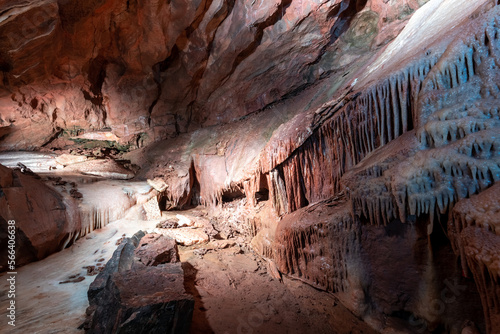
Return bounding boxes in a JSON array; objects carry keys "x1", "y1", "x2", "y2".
[
  {"x1": 260, "y1": 9, "x2": 500, "y2": 227},
  {"x1": 448, "y1": 182, "x2": 500, "y2": 276},
  {"x1": 273, "y1": 200, "x2": 361, "y2": 293},
  {"x1": 160, "y1": 5, "x2": 500, "y2": 231},
  {"x1": 456, "y1": 225, "x2": 500, "y2": 334},
  {"x1": 261, "y1": 54, "x2": 438, "y2": 215},
  {"x1": 269, "y1": 168, "x2": 289, "y2": 216},
  {"x1": 391, "y1": 127, "x2": 500, "y2": 228}
]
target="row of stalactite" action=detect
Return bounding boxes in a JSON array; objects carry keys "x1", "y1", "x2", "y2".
[
  {"x1": 448, "y1": 182, "x2": 500, "y2": 334},
  {"x1": 251, "y1": 10, "x2": 500, "y2": 221},
  {"x1": 274, "y1": 202, "x2": 361, "y2": 293},
  {"x1": 260, "y1": 53, "x2": 438, "y2": 216},
  {"x1": 60, "y1": 207, "x2": 111, "y2": 250}
]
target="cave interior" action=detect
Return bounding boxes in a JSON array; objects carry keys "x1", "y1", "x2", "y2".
[{"x1": 0, "y1": 0, "x2": 500, "y2": 333}]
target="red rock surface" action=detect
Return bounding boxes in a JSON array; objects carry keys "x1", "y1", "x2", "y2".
[
  {"x1": 0, "y1": 0, "x2": 427, "y2": 150},
  {"x1": 449, "y1": 184, "x2": 500, "y2": 334},
  {"x1": 0, "y1": 164, "x2": 80, "y2": 268},
  {"x1": 1, "y1": 0, "x2": 500, "y2": 333},
  {"x1": 134, "y1": 233, "x2": 179, "y2": 266}
]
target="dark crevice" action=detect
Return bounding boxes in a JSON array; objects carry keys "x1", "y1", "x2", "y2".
[
  {"x1": 87, "y1": 55, "x2": 107, "y2": 97},
  {"x1": 155, "y1": 45, "x2": 179, "y2": 73},
  {"x1": 189, "y1": 160, "x2": 201, "y2": 207},
  {"x1": 185, "y1": 0, "x2": 215, "y2": 39},
  {"x1": 41, "y1": 128, "x2": 63, "y2": 147},
  {"x1": 0, "y1": 58, "x2": 12, "y2": 73},
  {"x1": 221, "y1": 187, "x2": 245, "y2": 203},
  {"x1": 224, "y1": 0, "x2": 293, "y2": 87},
  {"x1": 147, "y1": 64, "x2": 164, "y2": 128},
  {"x1": 82, "y1": 90, "x2": 103, "y2": 106}
]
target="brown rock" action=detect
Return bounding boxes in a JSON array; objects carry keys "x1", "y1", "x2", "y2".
[
  {"x1": 147, "y1": 178, "x2": 168, "y2": 192},
  {"x1": 85, "y1": 231, "x2": 193, "y2": 333},
  {"x1": 63, "y1": 159, "x2": 135, "y2": 180},
  {"x1": 155, "y1": 227, "x2": 209, "y2": 246},
  {"x1": 86, "y1": 263, "x2": 194, "y2": 334},
  {"x1": 143, "y1": 196, "x2": 162, "y2": 220},
  {"x1": 134, "y1": 233, "x2": 179, "y2": 266},
  {"x1": 0, "y1": 164, "x2": 81, "y2": 270},
  {"x1": 156, "y1": 218, "x2": 179, "y2": 229},
  {"x1": 449, "y1": 186, "x2": 500, "y2": 334}
]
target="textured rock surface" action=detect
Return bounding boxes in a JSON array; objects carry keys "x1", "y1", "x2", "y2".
[
  {"x1": 0, "y1": 163, "x2": 80, "y2": 269},
  {"x1": 62, "y1": 158, "x2": 135, "y2": 179},
  {"x1": 155, "y1": 227, "x2": 210, "y2": 246},
  {"x1": 135, "y1": 233, "x2": 179, "y2": 266},
  {"x1": 0, "y1": 0, "x2": 428, "y2": 150},
  {"x1": 122, "y1": 3, "x2": 499, "y2": 331},
  {"x1": 85, "y1": 231, "x2": 193, "y2": 333},
  {"x1": 449, "y1": 184, "x2": 500, "y2": 334},
  {"x1": 0, "y1": 152, "x2": 154, "y2": 269},
  {"x1": 89, "y1": 264, "x2": 193, "y2": 334},
  {"x1": 1, "y1": 0, "x2": 500, "y2": 333},
  {"x1": 271, "y1": 197, "x2": 485, "y2": 331},
  {"x1": 87, "y1": 231, "x2": 145, "y2": 304}
]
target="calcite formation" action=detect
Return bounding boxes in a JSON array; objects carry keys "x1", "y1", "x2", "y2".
[
  {"x1": 0, "y1": 156, "x2": 156, "y2": 268},
  {"x1": 449, "y1": 184, "x2": 500, "y2": 333},
  {"x1": 0, "y1": 0, "x2": 499, "y2": 333},
  {"x1": 131, "y1": 2, "x2": 500, "y2": 331}
]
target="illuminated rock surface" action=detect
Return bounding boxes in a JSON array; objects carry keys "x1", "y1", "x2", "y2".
[{"x1": 0, "y1": 0, "x2": 499, "y2": 333}]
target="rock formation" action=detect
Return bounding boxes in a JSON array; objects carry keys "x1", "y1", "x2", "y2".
[
  {"x1": 0, "y1": 0, "x2": 499, "y2": 332},
  {"x1": 0, "y1": 163, "x2": 80, "y2": 268},
  {"x1": 84, "y1": 231, "x2": 193, "y2": 333},
  {"x1": 0, "y1": 0, "x2": 429, "y2": 150}
]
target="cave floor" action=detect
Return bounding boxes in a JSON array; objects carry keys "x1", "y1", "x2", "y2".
[
  {"x1": 180, "y1": 241, "x2": 376, "y2": 334},
  {"x1": 0, "y1": 209, "x2": 377, "y2": 334}
]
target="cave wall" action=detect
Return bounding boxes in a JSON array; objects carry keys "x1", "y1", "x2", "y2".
[
  {"x1": 136, "y1": 0, "x2": 499, "y2": 331},
  {"x1": 1, "y1": 0, "x2": 499, "y2": 332},
  {"x1": 0, "y1": 0, "x2": 425, "y2": 150},
  {"x1": 262, "y1": 2, "x2": 500, "y2": 332}
]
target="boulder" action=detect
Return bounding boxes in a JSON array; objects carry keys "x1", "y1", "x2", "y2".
[
  {"x1": 155, "y1": 228, "x2": 209, "y2": 246},
  {"x1": 0, "y1": 164, "x2": 80, "y2": 270},
  {"x1": 88, "y1": 231, "x2": 144, "y2": 304},
  {"x1": 135, "y1": 233, "x2": 179, "y2": 266},
  {"x1": 85, "y1": 231, "x2": 193, "y2": 333},
  {"x1": 86, "y1": 263, "x2": 193, "y2": 334}
]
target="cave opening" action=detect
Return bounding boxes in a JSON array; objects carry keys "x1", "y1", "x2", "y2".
[{"x1": 220, "y1": 186, "x2": 245, "y2": 203}]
